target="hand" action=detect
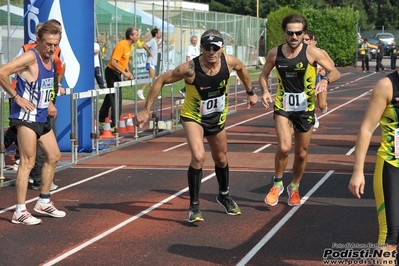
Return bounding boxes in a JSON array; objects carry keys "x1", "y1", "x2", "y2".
[
  {"x1": 315, "y1": 79, "x2": 328, "y2": 94},
  {"x1": 125, "y1": 71, "x2": 133, "y2": 80},
  {"x1": 348, "y1": 173, "x2": 365, "y2": 199},
  {"x1": 246, "y1": 94, "x2": 258, "y2": 109},
  {"x1": 48, "y1": 101, "x2": 57, "y2": 118},
  {"x1": 261, "y1": 91, "x2": 273, "y2": 108},
  {"x1": 58, "y1": 86, "x2": 66, "y2": 96},
  {"x1": 134, "y1": 111, "x2": 149, "y2": 128},
  {"x1": 15, "y1": 95, "x2": 34, "y2": 113}
]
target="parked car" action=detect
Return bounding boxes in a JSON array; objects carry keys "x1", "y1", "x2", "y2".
[
  {"x1": 358, "y1": 38, "x2": 379, "y2": 61},
  {"x1": 374, "y1": 33, "x2": 395, "y2": 55},
  {"x1": 374, "y1": 32, "x2": 395, "y2": 44}
]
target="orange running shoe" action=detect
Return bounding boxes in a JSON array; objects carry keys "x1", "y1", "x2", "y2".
[
  {"x1": 287, "y1": 184, "x2": 301, "y2": 206},
  {"x1": 265, "y1": 185, "x2": 284, "y2": 206}
]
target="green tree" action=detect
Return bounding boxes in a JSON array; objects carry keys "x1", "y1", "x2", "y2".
[
  {"x1": 184, "y1": 0, "x2": 398, "y2": 31},
  {"x1": 374, "y1": 0, "x2": 398, "y2": 30},
  {"x1": 279, "y1": 0, "x2": 326, "y2": 10},
  {"x1": 259, "y1": 0, "x2": 280, "y2": 18},
  {"x1": 0, "y1": 0, "x2": 23, "y2": 6},
  {"x1": 209, "y1": 0, "x2": 231, "y2": 13},
  {"x1": 302, "y1": 7, "x2": 360, "y2": 66}
]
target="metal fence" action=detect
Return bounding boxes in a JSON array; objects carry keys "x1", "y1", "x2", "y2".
[
  {"x1": 0, "y1": 1, "x2": 266, "y2": 73},
  {"x1": 0, "y1": 1, "x2": 262, "y2": 180}
]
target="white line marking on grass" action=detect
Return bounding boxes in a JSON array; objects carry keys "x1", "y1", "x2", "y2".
[{"x1": 236, "y1": 170, "x2": 335, "y2": 266}]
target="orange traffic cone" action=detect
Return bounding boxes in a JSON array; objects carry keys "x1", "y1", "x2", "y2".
[
  {"x1": 100, "y1": 117, "x2": 114, "y2": 139},
  {"x1": 118, "y1": 114, "x2": 127, "y2": 134},
  {"x1": 126, "y1": 113, "x2": 135, "y2": 134}
]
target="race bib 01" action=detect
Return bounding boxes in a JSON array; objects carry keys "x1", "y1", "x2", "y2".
[
  {"x1": 200, "y1": 95, "x2": 225, "y2": 115},
  {"x1": 283, "y1": 92, "x2": 307, "y2": 112}
]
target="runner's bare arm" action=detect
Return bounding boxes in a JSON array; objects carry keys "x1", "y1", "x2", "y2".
[
  {"x1": 259, "y1": 47, "x2": 276, "y2": 108},
  {"x1": 0, "y1": 51, "x2": 35, "y2": 97},
  {"x1": 135, "y1": 62, "x2": 189, "y2": 128},
  {"x1": 349, "y1": 77, "x2": 391, "y2": 198}
]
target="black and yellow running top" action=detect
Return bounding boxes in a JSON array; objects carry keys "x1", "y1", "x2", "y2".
[
  {"x1": 180, "y1": 53, "x2": 230, "y2": 126},
  {"x1": 274, "y1": 43, "x2": 316, "y2": 112},
  {"x1": 377, "y1": 71, "x2": 399, "y2": 167},
  {"x1": 359, "y1": 44, "x2": 367, "y2": 55}
]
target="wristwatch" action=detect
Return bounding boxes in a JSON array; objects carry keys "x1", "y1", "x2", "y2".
[
  {"x1": 246, "y1": 87, "x2": 256, "y2": 96},
  {"x1": 321, "y1": 75, "x2": 330, "y2": 84}
]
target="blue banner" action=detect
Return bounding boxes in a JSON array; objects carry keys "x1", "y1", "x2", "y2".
[{"x1": 24, "y1": 0, "x2": 94, "y2": 151}]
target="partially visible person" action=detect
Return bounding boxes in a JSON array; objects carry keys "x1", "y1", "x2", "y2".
[
  {"x1": 0, "y1": 20, "x2": 66, "y2": 225},
  {"x1": 388, "y1": 42, "x2": 397, "y2": 70},
  {"x1": 303, "y1": 31, "x2": 334, "y2": 128},
  {"x1": 134, "y1": 29, "x2": 258, "y2": 222},
  {"x1": 348, "y1": 71, "x2": 399, "y2": 265},
  {"x1": 179, "y1": 35, "x2": 200, "y2": 97},
  {"x1": 101, "y1": 41, "x2": 110, "y2": 67},
  {"x1": 258, "y1": 35, "x2": 265, "y2": 57},
  {"x1": 359, "y1": 38, "x2": 371, "y2": 73},
  {"x1": 136, "y1": 28, "x2": 161, "y2": 100},
  {"x1": 6, "y1": 20, "x2": 65, "y2": 191},
  {"x1": 98, "y1": 27, "x2": 139, "y2": 128},
  {"x1": 375, "y1": 40, "x2": 386, "y2": 73},
  {"x1": 259, "y1": 14, "x2": 340, "y2": 207},
  {"x1": 137, "y1": 32, "x2": 147, "y2": 48},
  {"x1": 94, "y1": 40, "x2": 105, "y2": 89},
  {"x1": 29, "y1": 20, "x2": 66, "y2": 191}
]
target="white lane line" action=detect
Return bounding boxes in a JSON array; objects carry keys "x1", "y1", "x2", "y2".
[
  {"x1": 42, "y1": 172, "x2": 216, "y2": 266},
  {"x1": 162, "y1": 73, "x2": 363, "y2": 153},
  {"x1": 162, "y1": 109, "x2": 275, "y2": 152},
  {"x1": 346, "y1": 123, "x2": 380, "y2": 156},
  {"x1": 253, "y1": 144, "x2": 271, "y2": 153},
  {"x1": 0, "y1": 165, "x2": 126, "y2": 215},
  {"x1": 346, "y1": 147, "x2": 356, "y2": 156},
  {"x1": 236, "y1": 170, "x2": 335, "y2": 266},
  {"x1": 163, "y1": 142, "x2": 188, "y2": 152},
  {"x1": 237, "y1": 77, "x2": 373, "y2": 264},
  {"x1": 318, "y1": 89, "x2": 372, "y2": 120}
]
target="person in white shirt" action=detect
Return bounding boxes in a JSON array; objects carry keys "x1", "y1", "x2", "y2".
[
  {"x1": 136, "y1": 28, "x2": 161, "y2": 100},
  {"x1": 179, "y1": 35, "x2": 200, "y2": 97},
  {"x1": 94, "y1": 41, "x2": 105, "y2": 89}
]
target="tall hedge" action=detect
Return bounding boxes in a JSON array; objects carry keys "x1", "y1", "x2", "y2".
[{"x1": 266, "y1": 7, "x2": 360, "y2": 67}]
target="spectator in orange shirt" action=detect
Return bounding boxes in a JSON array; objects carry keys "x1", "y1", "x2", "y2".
[{"x1": 98, "y1": 27, "x2": 139, "y2": 128}]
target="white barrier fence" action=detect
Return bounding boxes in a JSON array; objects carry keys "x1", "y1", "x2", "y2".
[{"x1": 0, "y1": 74, "x2": 242, "y2": 187}]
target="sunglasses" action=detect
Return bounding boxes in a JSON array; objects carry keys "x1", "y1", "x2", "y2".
[
  {"x1": 303, "y1": 38, "x2": 310, "y2": 41},
  {"x1": 285, "y1": 30, "x2": 303, "y2": 36},
  {"x1": 203, "y1": 45, "x2": 221, "y2": 52}
]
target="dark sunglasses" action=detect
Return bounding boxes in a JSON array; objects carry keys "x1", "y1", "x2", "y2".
[
  {"x1": 203, "y1": 45, "x2": 221, "y2": 52},
  {"x1": 285, "y1": 30, "x2": 303, "y2": 36}
]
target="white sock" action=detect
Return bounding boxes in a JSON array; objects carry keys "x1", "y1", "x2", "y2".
[
  {"x1": 15, "y1": 204, "x2": 26, "y2": 214},
  {"x1": 38, "y1": 197, "x2": 51, "y2": 204}
]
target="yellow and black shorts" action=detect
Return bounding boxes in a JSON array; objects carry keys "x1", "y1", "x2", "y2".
[{"x1": 374, "y1": 156, "x2": 399, "y2": 245}]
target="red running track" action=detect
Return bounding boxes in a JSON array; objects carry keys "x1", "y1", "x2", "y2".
[{"x1": 0, "y1": 67, "x2": 385, "y2": 265}]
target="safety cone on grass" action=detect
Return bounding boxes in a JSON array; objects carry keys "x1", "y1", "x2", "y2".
[
  {"x1": 100, "y1": 117, "x2": 114, "y2": 139},
  {"x1": 126, "y1": 113, "x2": 135, "y2": 134},
  {"x1": 118, "y1": 114, "x2": 127, "y2": 134}
]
